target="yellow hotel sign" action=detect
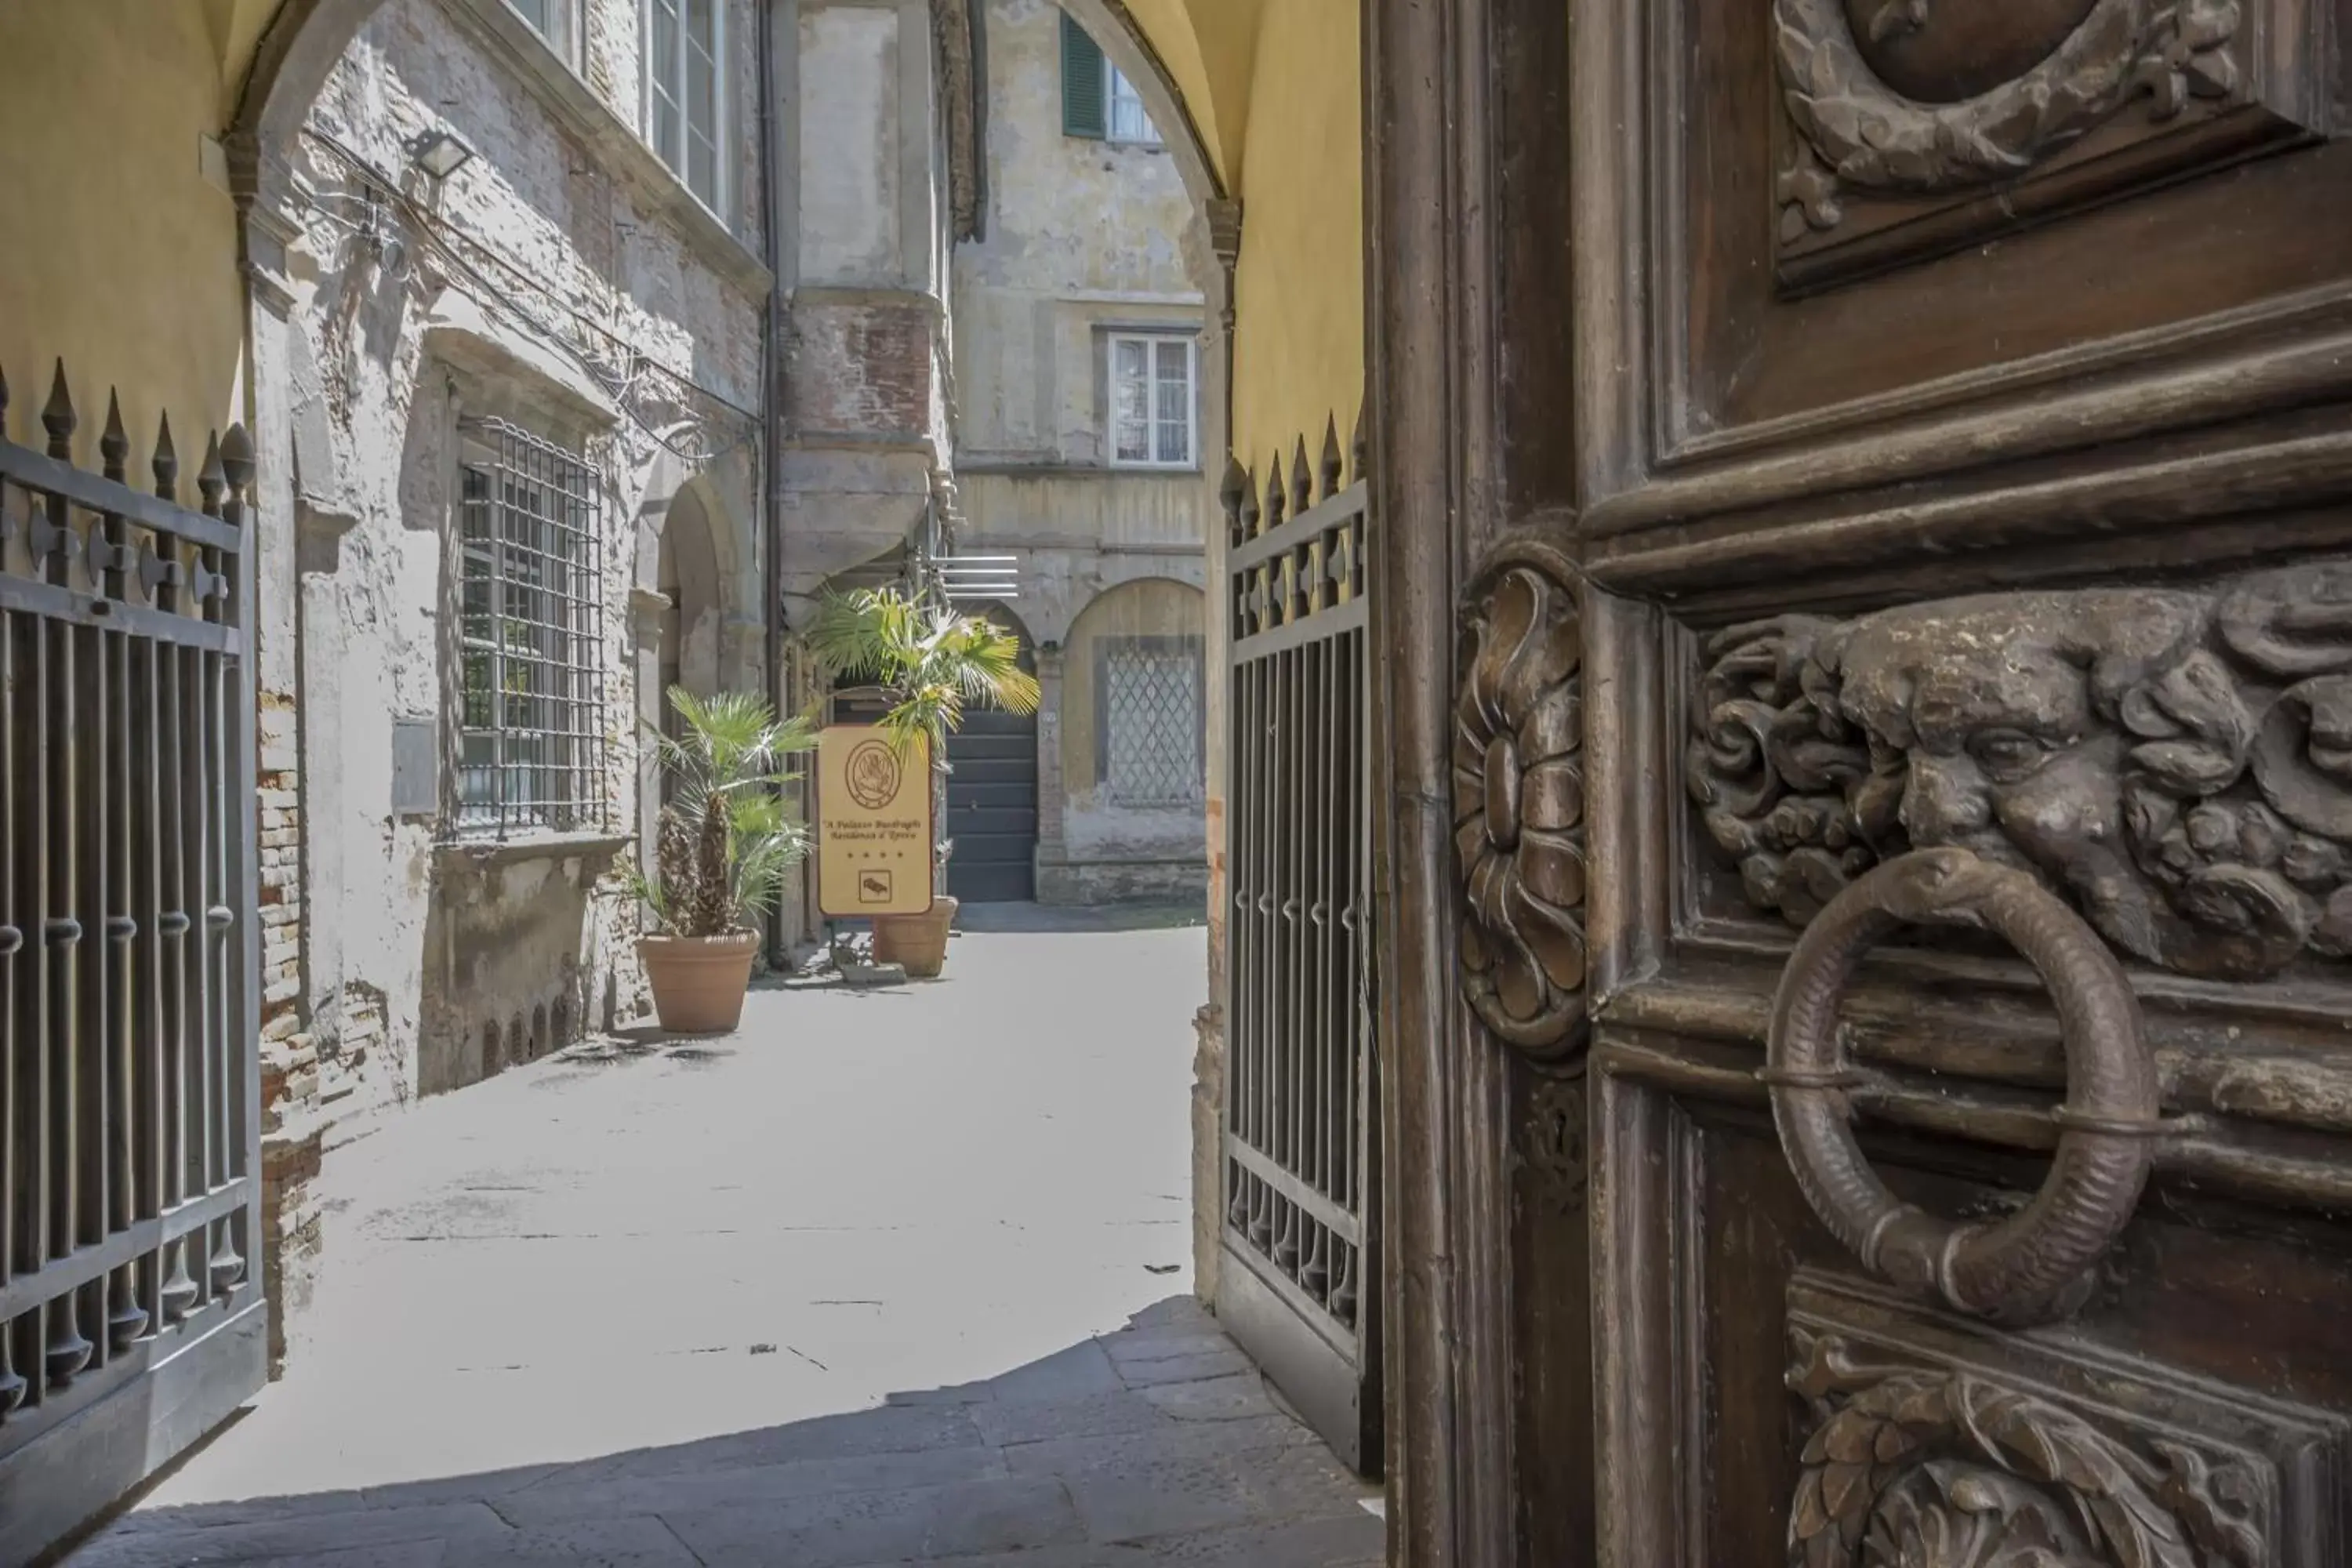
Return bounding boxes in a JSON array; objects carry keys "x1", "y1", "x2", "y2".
[{"x1": 816, "y1": 725, "x2": 934, "y2": 917}]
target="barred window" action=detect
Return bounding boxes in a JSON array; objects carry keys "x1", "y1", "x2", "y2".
[
  {"x1": 1098, "y1": 636, "x2": 1205, "y2": 806},
  {"x1": 456, "y1": 419, "x2": 608, "y2": 835}
]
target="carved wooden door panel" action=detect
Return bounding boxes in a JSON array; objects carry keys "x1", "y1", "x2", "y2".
[
  {"x1": 1554, "y1": 2, "x2": 2352, "y2": 1563},
  {"x1": 1374, "y1": 0, "x2": 2352, "y2": 1562}
]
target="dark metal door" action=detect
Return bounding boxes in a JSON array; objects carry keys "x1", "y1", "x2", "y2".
[
  {"x1": 945, "y1": 707, "x2": 1037, "y2": 904},
  {"x1": 0, "y1": 366, "x2": 266, "y2": 1562},
  {"x1": 1220, "y1": 447, "x2": 1379, "y2": 1472}
]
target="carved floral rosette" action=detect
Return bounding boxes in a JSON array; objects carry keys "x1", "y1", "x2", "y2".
[
  {"x1": 1455, "y1": 539, "x2": 1588, "y2": 1058},
  {"x1": 1787, "y1": 1330, "x2": 2267, "y2": 1568},
  {"x1": 1687, "y1": 560, "x2": 2352, "y2": 982},
  {"x1": 1775, "y1": 0, "x2": 2245, "y2": 243}
]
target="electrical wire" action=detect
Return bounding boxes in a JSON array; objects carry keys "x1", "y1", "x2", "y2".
[{"x1": 298, "y1": 128, "x2": 760, "y2": 464}]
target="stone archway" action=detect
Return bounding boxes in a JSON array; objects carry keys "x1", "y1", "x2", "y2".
[{"x1": 657, "y1": 482, "x2": 727, "y2": 715}]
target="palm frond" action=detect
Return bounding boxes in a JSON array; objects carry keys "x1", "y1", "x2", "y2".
[{"x1": 633, "y1": 686, "x2": 812, "y2": 936}]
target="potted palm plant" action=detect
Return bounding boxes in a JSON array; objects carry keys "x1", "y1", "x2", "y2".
[
  {"x1": 808, "y1": 586, "x2": 1040, "y2": 977},
  {"x1": 629, "y1": 688, "x2": 816, "y2": 1032}
]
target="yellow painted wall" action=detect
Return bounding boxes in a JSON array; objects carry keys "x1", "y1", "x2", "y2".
[
  {"x1": 1116, "y1": 0, "x2": 1244, "y2": 191},
  {"x1": 1225, "y1": 0, "x2": 1362, "y2": 479},
  {"x1": 0, "y1": 2, "x2": 276, "y2": 466}
]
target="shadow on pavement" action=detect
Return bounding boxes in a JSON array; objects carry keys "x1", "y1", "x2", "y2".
[{"x1": 72, "y1": 1298, "x2": 1381, "y2": 1568}]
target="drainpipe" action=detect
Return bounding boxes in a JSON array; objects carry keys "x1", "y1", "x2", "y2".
[{"x1": 759, "y1": 0, "x2": 790, "y2": 970}]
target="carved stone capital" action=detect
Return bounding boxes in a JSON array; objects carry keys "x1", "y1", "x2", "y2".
[
  {"x1": 1688, "y1": 557, "x2": 2352, "y2": 982},
  {"x1": 1455, "y1": 538, "x2": 1588, "y2": 1058}
]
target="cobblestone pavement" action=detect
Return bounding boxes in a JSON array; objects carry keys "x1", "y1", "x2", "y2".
[{"x1": 72, "y1": 913, "x2": 1381, "y2": 1567}]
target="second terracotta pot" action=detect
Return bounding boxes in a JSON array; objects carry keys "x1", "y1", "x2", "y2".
[{"x1": 871, "y1": 896, "x2": 957, "y2": 978}]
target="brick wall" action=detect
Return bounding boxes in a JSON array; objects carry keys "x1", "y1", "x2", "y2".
[
  {"x1": 787, "y1": 300, "x2": 940, "y2": 440},
  {"x1": 256, "y1": 688, "x2": 324, "y2": 1377}
]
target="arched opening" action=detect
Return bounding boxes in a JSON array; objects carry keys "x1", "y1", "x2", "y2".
[
  {"x1": 946, "y1": 601, "x2": 1042, "y2": 905},
  {"x1": 656, "y1": 481, "x2": 725, "y2": 777},
  {"x1": 1040, "y1": 578, "x2": 1208, "y2": 905}
]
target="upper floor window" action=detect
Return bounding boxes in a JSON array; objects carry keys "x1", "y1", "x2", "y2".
[
  {"x1": 1109, "y1": 333, "x2": 1196, "y2": 470},
  {"x1": 644, "y1": 0, "x2": 725, "y2": 214},
  {"x1": 1061, "y1": 13, "x2": 1160, "y2": 147},
  {"x1": 508, "y1": 0, "x2": 583, "y2": 65}
]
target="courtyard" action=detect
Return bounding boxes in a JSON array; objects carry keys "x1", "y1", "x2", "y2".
[{"x1": 68, "y1": 914, "x2": 1380, "y2": 1567}]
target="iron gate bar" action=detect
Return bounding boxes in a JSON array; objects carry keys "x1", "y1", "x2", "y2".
[
  {"x1": 1220, "y1": 450, "x2": 1377, "y2": 1465},
  {"x1": 0, "y1": 361, "x2": 266, "y2": 1562}
]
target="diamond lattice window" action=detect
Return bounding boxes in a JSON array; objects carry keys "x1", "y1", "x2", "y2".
[{"x1": 1101, "y1": 637, "x2": 1203, "y2": 806}]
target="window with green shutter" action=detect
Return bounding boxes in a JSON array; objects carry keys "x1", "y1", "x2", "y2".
[{"x1": 1061, "y1": 11, "x2": 1106, "y2": 139}]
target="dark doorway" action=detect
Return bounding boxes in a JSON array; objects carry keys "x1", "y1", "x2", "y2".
[{"x1": 946, "y1": 604, "x2": 1038, "y2": 904}]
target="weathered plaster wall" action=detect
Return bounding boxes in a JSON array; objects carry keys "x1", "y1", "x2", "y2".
[
  {"x1": 0, "y1": 0, "x2": 278, "y2": 455},
  {"x1": 950, "y1": 0, "x2": 1210, "y2": 906},
  {"x1": 779, "y1": 0, "x2": 956, "y2": 602},
  {"x1": 285, "y1": 0, "x2": 768, "y2": 1113}
]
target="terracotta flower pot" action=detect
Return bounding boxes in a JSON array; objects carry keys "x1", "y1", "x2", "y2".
[
  {"x1": 639, "y1": 931, "x2": 760, "y2": 1033},
  {"x1": 871, "y1": 896, "x2": 957, "y2": 978}
]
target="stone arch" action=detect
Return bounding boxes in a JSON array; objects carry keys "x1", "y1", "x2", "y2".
[
  {"x1": 656, "y1": 481, "x2": 726, "y2": 713},
  {"x1": 1056, "y1": 0, "x2": 1228, "y2": 212},
  {"x1": 232, "y1": 0, "x2": 393, "y2": 167},
  {"x1": 1029, "y1": 557, "x2": 1213, "y2": 648},
  {"x1": 1036, "y1": 575, "x2": 1210, "y2": 904}
]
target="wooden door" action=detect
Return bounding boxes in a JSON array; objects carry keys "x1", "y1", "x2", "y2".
[{"x1": 1368, "y1": 0, "x2": 2352, "y2": 1563}]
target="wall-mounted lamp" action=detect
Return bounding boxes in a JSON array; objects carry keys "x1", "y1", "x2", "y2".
[{"x1": 405, "y1": 128, "x2": 477, "y2": 182}]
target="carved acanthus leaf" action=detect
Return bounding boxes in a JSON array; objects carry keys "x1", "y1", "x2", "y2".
[
  {"x1": 1787, "y1": 1333, "x2": 2263, "y2": 1568},
  {"x1": 1774, "y1": 0, "x2": 2246, "y2": 241}
]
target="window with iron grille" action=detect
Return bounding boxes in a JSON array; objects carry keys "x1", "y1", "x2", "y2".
[
  {"x1": 456, "y1": 419, "x2": 609, "y2": 835},
  {"x1": 1098, "y1": 635, "x2": 1205, "y2": 806}
]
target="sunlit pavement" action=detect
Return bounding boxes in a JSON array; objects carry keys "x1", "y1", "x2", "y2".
[{"x1": 73, "y1": 910, "x2": 1381, "y2": 1566}]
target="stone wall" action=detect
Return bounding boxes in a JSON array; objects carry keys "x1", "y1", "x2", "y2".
[
  {"x1": 249, "y1": 0, "x2": 774, "y2": 1365},
  {"x1": 776, "y1": 0, "x2": 960, "y2": 605},
  {"x1": 948, "y1": 0, "x2": 1210, "y2": 907}
]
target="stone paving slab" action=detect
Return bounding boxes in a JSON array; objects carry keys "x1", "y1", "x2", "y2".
[
  {"x1": 76, "y1": 1302, "x2": 1379, "y2": 1567},
  {"x1": 70, "y1": 923, "x2": 1379, "y2": 1567}
]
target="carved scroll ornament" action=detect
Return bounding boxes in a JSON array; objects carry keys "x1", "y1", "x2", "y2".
[
  {"x1": 1775, "y1": 0, "x2": 2244, "y2": 241},
  {"x1": 1456, "y1": 540, "x2": 1588, "y2": 1059},
  {"x1": 1787, "y1": 1330, "x2": 2266, "y2": 1568},
  {"x1": 1689, "y1": 560, "x2": 2352, "y2": 982}
]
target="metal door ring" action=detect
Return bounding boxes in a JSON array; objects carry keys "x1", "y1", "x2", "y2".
[{"x1": 1764, "y1": 848, "x2": 2165, "y2": 1322}]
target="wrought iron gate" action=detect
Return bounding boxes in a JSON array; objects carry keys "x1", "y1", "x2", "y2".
[
  {"x1": 1220, "y1": 441, "x2": 1378, "y2": 1472},
  {"x1": 0, "y1": 365, "x2": 266, "y2": 1562}
]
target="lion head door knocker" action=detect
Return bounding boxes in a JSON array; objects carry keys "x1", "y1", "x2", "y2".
[{"x1": 1698, "y1": 561, "x2": 2352, "y2": 1317}]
